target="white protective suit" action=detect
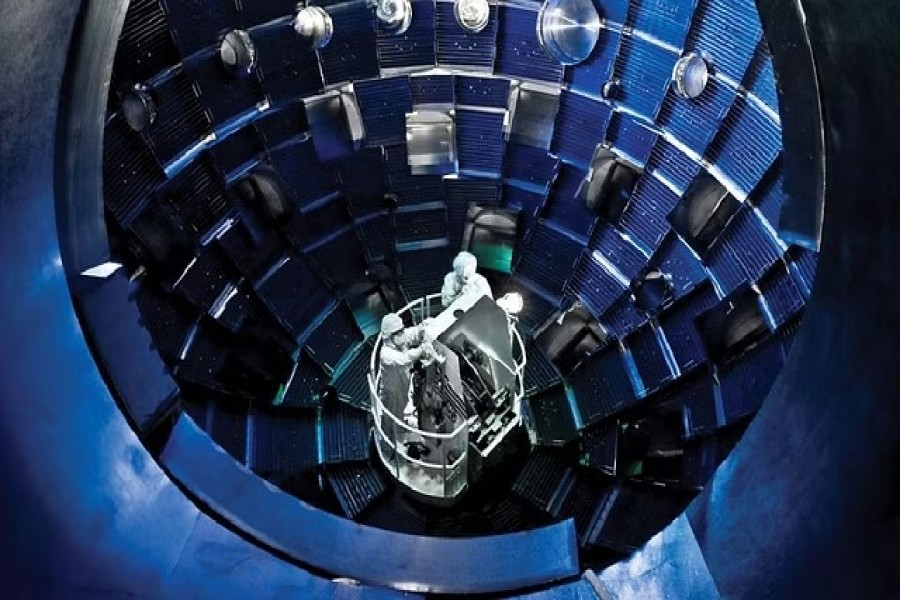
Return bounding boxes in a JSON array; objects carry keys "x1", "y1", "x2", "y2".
[
  {"x1": 441, "y1": 252, "x2": 493, "y2": 307},
  {"x1": 377, "y1": 326, "x2": 433, "y2": 441}
]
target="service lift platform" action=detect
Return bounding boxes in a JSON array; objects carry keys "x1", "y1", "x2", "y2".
[{"x1": 369, "y1": 290, "x2": 527, "y2": 503}]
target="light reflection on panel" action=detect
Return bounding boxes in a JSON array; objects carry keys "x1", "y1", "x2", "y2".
[{"x1": 405, "y1": 110, "x2": 458, "y2": 175}]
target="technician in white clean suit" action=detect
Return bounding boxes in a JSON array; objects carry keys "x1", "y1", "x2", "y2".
[
  {"x1": 377, "y1": 313, "x2": 438, "y2": 440},
  {"x1": 441, "y1": 251, "x2": 493, "y2": 307}
]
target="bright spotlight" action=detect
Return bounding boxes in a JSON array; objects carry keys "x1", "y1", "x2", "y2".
[{"x1": 497, "y1": 292, "x2": 524, "y2": 315}]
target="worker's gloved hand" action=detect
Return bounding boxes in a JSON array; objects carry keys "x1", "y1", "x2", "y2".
[
  {"x1": 420, "y1": 340, "x2": 445, "y2": 365},
  {"x1": 418, "y1": 321, "x2": 438, "y2": 345}
]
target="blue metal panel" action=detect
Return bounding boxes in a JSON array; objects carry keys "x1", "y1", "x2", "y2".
[
  {"x1": 503, "y1": 184, "x2": 548, "y2": 248},
  {"x1": 357, "y1": 211, "x2": 396, "y2": 263},
  {"x1": 146, "y1": 66, "x2": 211, "y2": 166},
  {"x1": 650, "y1": 233, "x2": 707, "y2": 299},
  {"x1": 645, "y1": 138, "x2": 702, "y2": 193},
  {"x1": 162, "y1": 152, "x2": 233, "y2": 237},
  {"x1": 445, "y1": 175, "x2": 501, "y2": 207},
  {"x1": 127, "y1": 195, "x2": 197, "y2": 274},
  {"x1": 658, "y1": 284, "x2": 718, "y2": 371},
  {"x1": 164, "y1": 0, "x2": 240, "y2": 60},
  {"x1": 322, "y1": 403, "x2": 370, "y2": 463},
  {"x1": 524, "y1": 343, "x2": 564, "y2": 395},
  {"x1": 210, "y1": 124, "x2": 265, "y2": 176},
  {"x1": 306, "y1": 225, "x2": 366, "y2": 292},
  {"x1": 516, "y1": 222, "x2": 585, "y2": 295},
  {"x1": 395, "y1": 201, "x2": 449, "y2": 244},
  {"x1": 788, "y1": 245, "x2": 818, "y2": 292},
  {"x1": 208, "y1": 403, "x2": 249, "y2": 464},
  {"x1": 103, "y1": 114, "x2": 165, "y2": 224},
  {"x1": 580, "y1": 422, "x2": 618, "y2": 474},
  {"x1": 707, "y1": 95, "x2": 782, "y2": 198},
  {"x1": 545, "y1": 164, "x2": 596, "y2": 238},
  {"x1": 250, "y1": 22, "x2": 323, "y2": 106},
  {"x1": 704, "y1": 238, "x2": 747, "y2": 297},
  {"x1": 164, "y1": 415, "x2": 580, "y2": 593},
  {"x1": 503, "y1": 182, "x2": 549, "y2": 218},
  {"x1": 455, "y1": 75, "x2": 510, "y2": 107},
  {"x1": 327, "y1": 463, "x2": 387, "y2": 519},
  {"x1": 411, "y1": 74, "x2": 455, "y2": 104},
  {"x1": 215, "y1": 220, "x2": 278, "y2": 277},
  {"x1": 332, "y1": 148, "x2": 388, "y2": 217},
  {"x1": 355, "y1": 77, "x2": 413, "y2": 146},
  {"x1": 569, "y1": 346, "x2": 638, "y2": 426},
  {"x1": 255, "y1": 256, "x2": 336, "y2": 341},
  {"x1": 751, "y1": 163, "x2": 784, "y2": 228},
  {"x1": 319, "y1": 2, "x2": 380, "y2": 84},
  {"x1": 626, "y1": 324, "x2": 675, "y2": 393},
  {"x1": 606, "y1": 112, "x2": 658, "y2": 167},
  {"x1": 186, "y1": 49, "x2": 265, "y2": 124},
  {"x1": 282, "y1": 351, "x2": 330, "y2": 409},
  {"x1": 718, "y1": 339, "x2": 785, "y2": 424},
  {"x1": 745, "y1": 42, "x2": 779, "y2": 113},
  {"x1": 251, "y1": 410, "x2": 320, "y2": 474},
  {"x1": 457, "y1": 109, "x2": 507, "y2": 175},
  {"x1": 658, "y1": 76, "x2": 737, "y2": 156},
  {"x1": 496, "y1": 5, "x2": 564, "y2": 83},
  {"x1": 269, "y1": 138, "x2": 337, "y2": 210},
  {"x1": 384, "y1": 143, "x2": 447, "y2": 203},
  {"x1": 210, "y1": 284, "x2": 255, "y2": 334},
  {"x1": 435, "y1": 0, "x2": 498, "y2": 69},
  {"x1": 613, "y1": 34, "x2": 679, "y2": 120},
  {"x1": 565, "y1": 27, "x2": 621, "y2": 97},
  {"x1": 114, "y1": 0, "x2": 180, "y2": 89},
  {"x1": 238, "y1": 1, "x2": 297, "y2": 29},
  {"x1": 397, "y1": 243, "x2": 453, "y2": 301},
  {"x1": 725, "y1": 208, "x2": 782, "y2": 281},
  {"x1": 503, "y1": 142, "x2": 559, "y2": 192},
  {"x1": 601, "y1": 292, "x2": 646, "y2": 338},
  {"x1": 619, "y1": 175, "x2": 680, "y2": 250},
  {"x1": 445, "y1": 175, "x2": 501, "y2": 244},
  {"x1": 566, "y1": 250, "x2": 625, "y2": 317},
  {"x1": 626, "y1": 0, "x2": 697, "y2": 48},
  {"x1": 255, "y1": 101, "x2": 310, "y2": 149},
  {"x1": 677, "y1": 372, "x2": 720, "y2": 438},
  {"x1": 286, "y1": 196, "x2": 353, "y2": 251},
  {"x1": 589, "y1": 222, "x2": 647, "y2": 280},
  {"x1": 759, "y1": 264, "x2": 804, "y2": 328},
  {"x1": 597, "y1": 0, "x2": 629, "y2": 23},
  {"x1": 686, "y1": 0, "x2": 762, "y2": 83},
  {"x1": 512, "y1": 449, "x2": 573, "y2": 511},
  {"x1": 305, "y1": 302, "x2": 363, "y2": 374},
  {"x1": 177, "y1": 326, "x2": 229, "y2": 390},
  {"x1": 551, "y1": 91, "x2": 613, "y2": 168},
  {"x1": 174, "y1": 247, "x2": 235, "y2": 311},
  {"x1": 333, "y1": 341, "x2": 375, "y2": 408},
  {"x1": 376, "y1": 0, "x2": 437, "y2": 69}
]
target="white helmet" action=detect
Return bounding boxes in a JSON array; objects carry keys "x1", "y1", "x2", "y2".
[
  {"x1": 453, "y1": 251, "x2": 478, "y2": 278},
  {"x1": 381, "y1": 313, "x2": 404, "y2": 337}
]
